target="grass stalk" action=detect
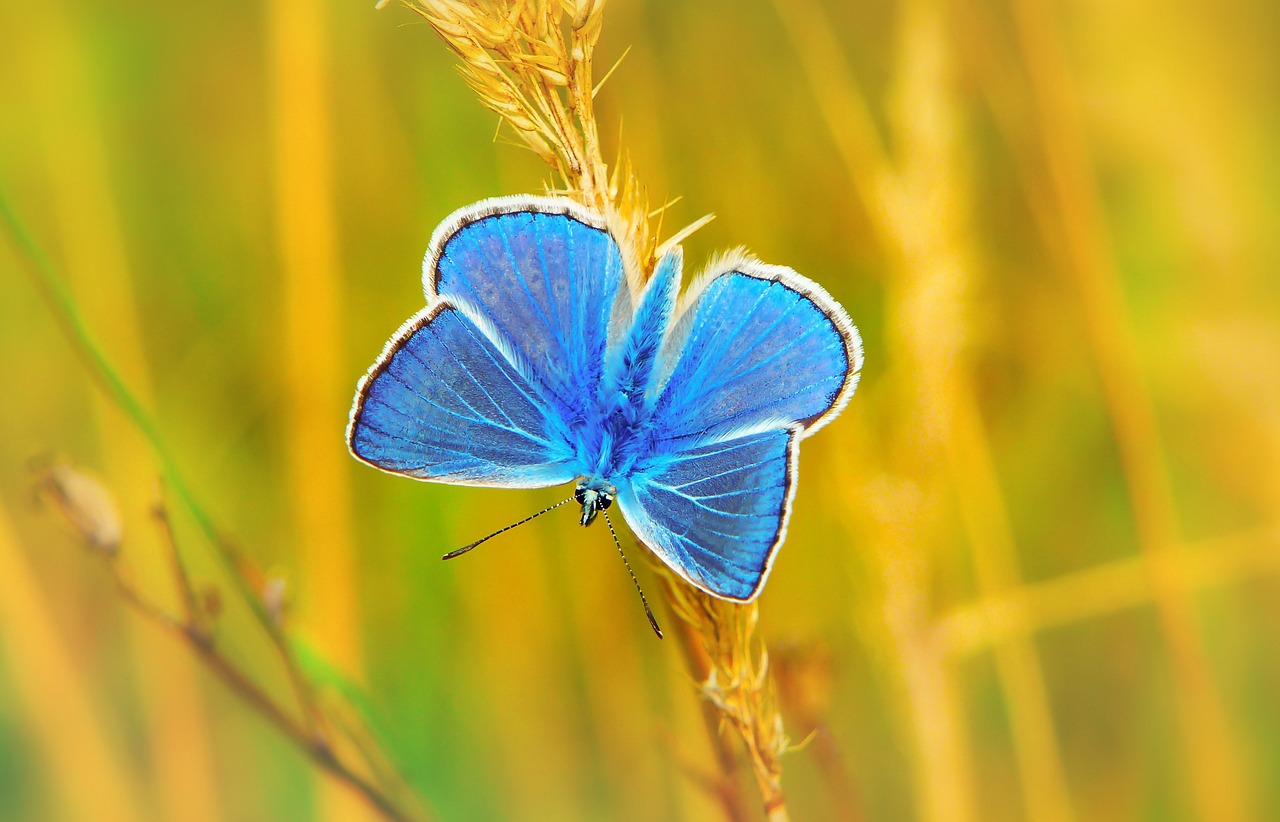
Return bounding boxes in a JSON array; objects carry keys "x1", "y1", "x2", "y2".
[
  {"x1": 660, "y1": 576, "x2": 790, "y2": 821},
  {"x1": 936, "y1": 525, "x2": 1280, "y2": 657},
  {"x1": 33, "y1": 462, "x2": 428, "y2": 822},
  {"x1": 1008, "y1": 1, "x2": 1252, "y2": 817},
  {"x1": 0, "y1": 191, "x2": 326, "y2": 733},
  {"x1": 264, "y1": 8, "x2": 368, "y2": 821},
  {"x1": 30, "y1": 15, "x2": 226, "y2": 798},
  {"x1": 1, "y1": 192, "x2": 424, "y2": 821},
  {"x1": 773, "y1": 0, "x2": 1076, "y2": 818},
  {"x1": 413, "y1": 2, "x2": 794, "y2": 817}
]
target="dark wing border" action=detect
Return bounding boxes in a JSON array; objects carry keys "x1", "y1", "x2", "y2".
[{"x1": 420, "y1": 194, "x2": 642, "y2": 303}]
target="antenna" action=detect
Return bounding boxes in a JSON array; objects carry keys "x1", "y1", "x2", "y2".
[
  {"x1": 603, "y1": 509, "x2": 663, "y2": 639},
  {"x1": 442, "y1": 497, "x2": 573, "y2": 560}
]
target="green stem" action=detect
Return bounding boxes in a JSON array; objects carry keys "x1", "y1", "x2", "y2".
[{"x1": 0, "y1": 187, "x2": 321, "y2": 729}]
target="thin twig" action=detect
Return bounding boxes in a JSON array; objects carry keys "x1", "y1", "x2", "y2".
[
  {"x1": 83, "y1": 512, "x2": 424, "y2": 822},
  {"x1": 0, "y1": 191, "x2": 326, "y2": 736},
  {"x1": 115, "y1": 570, "x2": 413, "y2": 821},
  {"x1": 6, "y1": 196, "x2": 428, "y2": 822},
  {"x1": 150, "y1": 483, "x2": 201, "y2": 634}
]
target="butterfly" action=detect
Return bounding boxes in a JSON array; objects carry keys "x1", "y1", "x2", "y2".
[{"x1": 347, "y1": 196, "x2": 862, "y2": 622}]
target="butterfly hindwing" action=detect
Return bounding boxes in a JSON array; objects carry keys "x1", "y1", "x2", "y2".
[
  {"x1": 348, "y1": 302, "x2": 577, "y2": 488},
  {"x1": 617, "y1": 428, "x2": 799, "y2": 601},
  {"x1": 428, "y1": 197, "x2": 630, "y2": 419},
  {"x1": 650, "y1": 258, "x2": 862, "y2": 447},
  {"x1": 614, "y1": 258, "x2": 862, "y2": 599}
]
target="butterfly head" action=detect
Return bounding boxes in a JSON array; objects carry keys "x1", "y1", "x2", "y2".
[{"x1": 574, "y1": 480, "x2": 615, "y2": 527}]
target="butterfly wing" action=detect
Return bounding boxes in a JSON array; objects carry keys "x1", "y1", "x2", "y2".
[
  {"x1": 347, "y1": 301, "x2": 577, "y2": 487},
  {"x1": 648, "y1": 254, "x2": 862, "y2": 446},
  {"x1": 350, "y1": 198, "x2": 633, "y2": 488},
  {"x1": 618, "y1": 256, "x2": 862, "y2": 600},
  {"x1": 426, "y1": 197, "x2": 631, "y2": 418},
  {"x1": 617, "y1": 428, "x2": 799, "y2": 601}
]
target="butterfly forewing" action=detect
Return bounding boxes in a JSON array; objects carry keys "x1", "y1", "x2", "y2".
[
  {"x1": 348, "y1": 302, "x2": 577, "y2": 488},
  {"x1": 429, "y1": 200, "x2": 629, "y2": 420},
  {"x1": 649, "y1": 262, "x2": 861, "y2": 448}
]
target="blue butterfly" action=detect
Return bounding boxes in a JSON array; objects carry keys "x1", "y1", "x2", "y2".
[{"x1": 347, "y1": 196, "x2": 862, "y2": 614}]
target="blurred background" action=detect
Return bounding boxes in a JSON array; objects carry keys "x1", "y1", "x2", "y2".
[{"x1": 2, "y1": 0, "x2": 1279, "y2": 820}]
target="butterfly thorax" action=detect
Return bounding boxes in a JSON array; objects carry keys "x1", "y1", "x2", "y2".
[
  {"x1": 565, "y1": 253, "x2": 681, "y2": 486},
  {"x1": 568, "y1": 383, "x2": 658, "y2": 485}
]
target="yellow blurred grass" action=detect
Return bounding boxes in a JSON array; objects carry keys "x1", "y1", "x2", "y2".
[
  {"x1": 778, "y1": 0, "x2": 1257, "y2": 819},
  {"x1": 1011, "y1": 0, "x2": 1250, "y2": 816},
  {"x1": 774, "y1": 0, "x2": 1070, "y2": 818},
  {"x1": 0, "y1": 500, "x2": 146, "y2": 822},
  {"x1": 267, "y1": 0, "x2": 368, "y2": 817},
  {"x1": 23, "y1": 2, "x2": 222, "y2": 819}
]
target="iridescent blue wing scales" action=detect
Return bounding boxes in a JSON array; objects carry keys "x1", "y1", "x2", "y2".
[
  {"x1": 349, "y1": 198, "x2": 864, "y2": 606},
  {"x1": 615, "y1": 255, "x2": 862, "y2": 600},
  {"x1": 427, "y1": 198, "x2": 630, "y2": 420},
  {"x1": 649, "y1": 255, "x2": 862, "y2": 447},
  {"x1": 348, "y1": 302, "x2": 577, "y2": 487},
  {"x1": 350, "y1": 197, "x2": 635, "y2": 489},
  {"x1": 617, "y1": 428, "x2": 799, "y2": 601}
]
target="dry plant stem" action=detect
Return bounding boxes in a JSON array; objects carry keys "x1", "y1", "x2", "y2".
[
  {"x1": 935, "y1": 525, "x2": 1280, "y2": 657},
  {"x1": 809, "y1": 726, "x2": 863, "y2": 822},
  {"x1": 324, "y1": 695, "x2": 424, "y2": 813},
  {"x1": 667, "y1": 614, "x2": 752, "y2": 822},
  {"x1": 413, "y1": 0, "x2": 656, "y2": 269},
  {"x1": 152, "y1": 489, "x2": 201, "y2": 631},
  {"x1": 662, "y1": 574, "x2": 790, "y2": 822},
  {"x1": 1, "y1": 197, "x2": 422, "y2": 821},
  {"x1": 0, "y1": 192, "x2": 326, "y2": 737},
  {"x1": 107, "y1": 572, "x2": 415, "y2": 822},
  {"x1": 417, "y1": 2, "x2": 792, "y2": 818},
  {"x1": 94, "y1": 516, "x2": 423, "y2": 822}
]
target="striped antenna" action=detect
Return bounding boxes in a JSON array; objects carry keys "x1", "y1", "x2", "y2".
[
  {"x1": 603, "y1": 509, "x2": 663, "y2": 639},
  {"x1": 442, "y1": 497, "x2": 573, "y2": 560}
]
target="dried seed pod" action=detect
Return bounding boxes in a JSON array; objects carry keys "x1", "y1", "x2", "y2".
[
  {"x1": 39, "y1": 464, "x2": 124, "y2": 556},
  {"x1": 262, "y1": 576, "x2": 288, "y2": 628}
]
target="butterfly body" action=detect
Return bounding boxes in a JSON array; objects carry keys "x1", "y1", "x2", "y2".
[
  {"x1": 349, "y1": 196, "x2": 862, "y2": 603},
  {"x1": 542, "y1": 251, "x2": 678, "y2": 490}
]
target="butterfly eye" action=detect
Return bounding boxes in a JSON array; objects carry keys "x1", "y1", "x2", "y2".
[
  {"x1": 574, "y1": 487, "x2": 589, "y2": 505},
  {"x1": 598, "y1": 493, "x2": 613, "y2": 510}
]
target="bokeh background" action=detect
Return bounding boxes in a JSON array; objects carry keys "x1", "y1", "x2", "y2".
[{"x1": 2, "y1": 0, "x2": 1279, "y2": 820}]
